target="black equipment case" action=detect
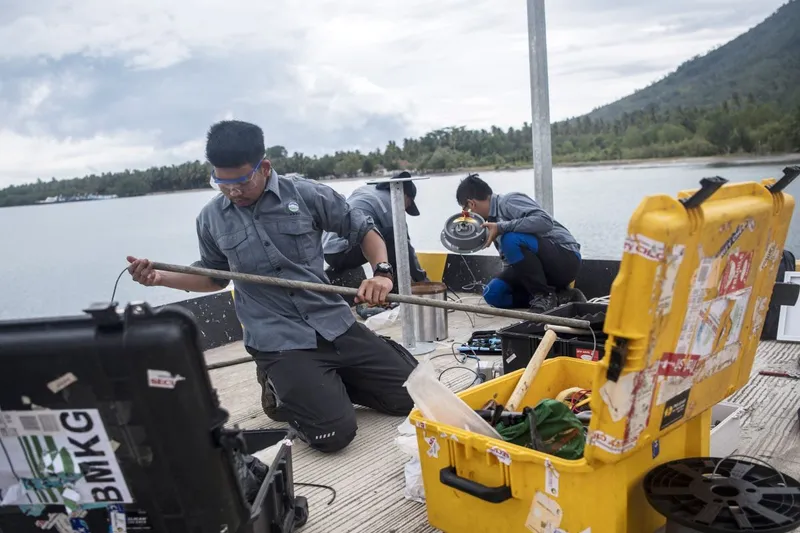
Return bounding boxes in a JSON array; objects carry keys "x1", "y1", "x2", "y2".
[{"x1": 0, "y1": 302, "x2": 308, "y2": 533}]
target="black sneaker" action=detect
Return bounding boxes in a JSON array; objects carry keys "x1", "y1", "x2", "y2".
[
  {"x1": 556, "y1": 288, "x2": 587, "y2": 306},
  {"x1": 256, "y1": 369, "x2": 289, "y2": 422},
  {"x1": 355, "y1": 302, "x2": 397, "y2": 320},
  {"x1": 529, "y1": 292, "x2": 558, "y2": 314}
]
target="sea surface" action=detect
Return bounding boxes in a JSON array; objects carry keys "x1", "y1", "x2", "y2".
[{"x1": 2, "y1": 158, "x2": 799, "y2": 320}]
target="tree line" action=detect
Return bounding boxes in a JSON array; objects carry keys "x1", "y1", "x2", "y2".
[{"x1": 1, "y1": 95, "x2": 798, "y2": 208}]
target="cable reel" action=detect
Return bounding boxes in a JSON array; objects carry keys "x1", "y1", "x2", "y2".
[{"x1": 440, "y1": 211, "x2": 489, "y2": 254}]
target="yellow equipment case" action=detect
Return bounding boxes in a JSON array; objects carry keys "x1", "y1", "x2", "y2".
[{"x1": 409, "y1": 171, "x2": 797, "y2": 533}]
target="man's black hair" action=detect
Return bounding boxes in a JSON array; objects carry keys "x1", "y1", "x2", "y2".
[
  {"x1": 456, "y1": 173, "x2": 493, "y2": 206},
  {"x1": 205, "y1": 120, "x2": 265, "y2": 168}
]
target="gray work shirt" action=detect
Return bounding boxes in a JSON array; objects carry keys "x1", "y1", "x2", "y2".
[
  {"x1": 322, "y1": 184, "x2": 395, "y2": 254},
  {"x1": 193, "y1": 170, "x2": 375, "y2": 352},
  {"x1": 490, "y1": 193, "x2": 581, "y2": 255}
]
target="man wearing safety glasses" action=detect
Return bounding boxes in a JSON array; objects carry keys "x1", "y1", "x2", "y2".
[{"x1": 126, "y1": 120, "x2": 417, "y2": 453}]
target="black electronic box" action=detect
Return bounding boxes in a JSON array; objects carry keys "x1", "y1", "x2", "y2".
[{"x1": 0, "y1": 302, "x2": 306, "y2": 533}]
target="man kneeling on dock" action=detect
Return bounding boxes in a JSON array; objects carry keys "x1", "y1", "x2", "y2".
[
  {"x1": 455, "y1": 174, "x2": 585, "y2": 314},
  {"x1": 126, "y1": 120, "x2": 417, "y2": 453}
]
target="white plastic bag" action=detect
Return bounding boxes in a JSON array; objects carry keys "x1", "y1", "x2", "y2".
[
  {"x1": 397, "y1": 416, "x2": 416, "y2": 436},
  {"x1": 396, "y1": 434, "x2": 418, "y2": 455},
  {"x1": 252, "y1": 442, "x2": 282, "y2": 466},
  {"x1": 403, "y1": 458, "x2": 425, "y2": 503},
  {"x1": 364, "y1": 305, "x2": 402, "y2": 331},
  {"x1": 396, "y1": 433, "x2": 425, "y2": 503},
  {"x1": 403, "y1": 358, "x2": 502, "y2": 439}
]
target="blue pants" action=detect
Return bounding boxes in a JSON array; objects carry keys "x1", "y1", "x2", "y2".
[{"x1": 483, "y1": 232, "x2": 580, "y2": 308}]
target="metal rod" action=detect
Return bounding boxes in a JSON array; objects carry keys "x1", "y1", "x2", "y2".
[
  {"x1": 545, "y1": 324, "x2": 593, "y2": 336},
  {"x1": 206, "y1": 356, "x2": 253, "y2": 370},
  {"x1": 389, "y1": 181, "x2": 416, "y2": 349},
  {"x1": 527, "y1": 0, "x2": 554, "y2": 216},
  {"x1": 149, "y1": 261, "x2": 592, "y2": 329}
]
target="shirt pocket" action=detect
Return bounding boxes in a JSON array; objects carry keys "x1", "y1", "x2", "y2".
[
  {"x1": 276, "y1": 216, "x2": 317, "y2": 264},
  {"x1": 217, "y1": 229, "x2": 253, "y2": 272}
]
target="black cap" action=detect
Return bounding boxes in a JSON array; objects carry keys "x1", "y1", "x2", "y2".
[{"x1": 375, "y1": 171, "x2": 420, "y2": 216}]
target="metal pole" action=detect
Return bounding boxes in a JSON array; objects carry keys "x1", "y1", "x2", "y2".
[
  {"x1": 149, "y1": 261, "x2": 593, "y2": 328},
  {"x1": 527, "y1": 0, "x2": 554, "y2": 216},
  {"x1": 388, "y1": 181, "x2": 416, "y2": 351}
]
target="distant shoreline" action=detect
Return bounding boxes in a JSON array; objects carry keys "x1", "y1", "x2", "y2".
[
  {"x1": 146, "y1": 152, "x2": 799, "y2": 193},
  {"x1": 454, "y1": 152, "x2": 800, "y2": 174},
  {"x1": 378, "y1": 152, "x2": 800, "y2": 180},
  {"x1": 555, "y1": 153, "x2": 800, "y2": 169},
  {"x1": 7, "y1": 152, "x2": 799, "y2": 207}
]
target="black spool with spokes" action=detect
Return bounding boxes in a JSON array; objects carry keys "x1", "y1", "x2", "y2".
[{"x1": 643, "y1": 457, "x2": 800, "y2": 533}]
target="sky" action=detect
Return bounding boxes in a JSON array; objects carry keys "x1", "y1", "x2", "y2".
[{"x1": 0, "y1": 0, "x2": 789, "y2": 187}]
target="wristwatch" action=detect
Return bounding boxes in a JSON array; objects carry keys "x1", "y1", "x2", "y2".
[{"x1": 374, "y1": 262, "x2": 394, "y2": 279}]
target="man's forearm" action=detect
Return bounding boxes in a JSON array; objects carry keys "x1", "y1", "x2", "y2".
[
  {"x1": 159, "y1": 271, "x2": 225, "y2": 292},
  {"x1": 360, "y1": 229, "x2": 389, "y2": 268}
]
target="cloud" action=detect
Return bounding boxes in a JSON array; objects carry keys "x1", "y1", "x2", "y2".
[
  {"x1": 0, "y1": 0, "x2": 789, "y2": 187},
  {"x1": 0, "y1": 129, "x2": 205, "y2": 183}
]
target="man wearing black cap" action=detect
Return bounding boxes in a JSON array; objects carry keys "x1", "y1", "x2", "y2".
[{"x1": 323, "y1": 171, "x2": 429, "y2": 283}]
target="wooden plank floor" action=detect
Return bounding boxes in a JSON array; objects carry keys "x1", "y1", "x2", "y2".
[{"x1": 205, "y1": 302, "x2": 800, "y2": 533}]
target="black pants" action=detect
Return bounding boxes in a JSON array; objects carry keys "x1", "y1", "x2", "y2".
[
  {"x1": 246, "y1": 322, "x2": 417, "y2": 453},
  {"x1": 484, "y1": 233, "x2": 581, "y2": 308},
  {"x1": 325, "y1": 231, "x2": 428, "y2": 284}
]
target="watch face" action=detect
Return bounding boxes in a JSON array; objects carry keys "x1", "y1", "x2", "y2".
[{"x1": 376, "y1": 262, "x2": 393, "y2": 272}]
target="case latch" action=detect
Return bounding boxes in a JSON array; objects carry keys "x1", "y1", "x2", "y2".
[
  {"x1": 606, "y1": 337, "x2": 629, "y2": 382},
  {"x1": 216, "y1": 427, "x2": 247, "y2": 453},
  {"x1": 83, "y1": 302, "x2": 123, "y2": 328}
]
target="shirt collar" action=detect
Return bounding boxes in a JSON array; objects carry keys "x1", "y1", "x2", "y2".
[
  {"x1": 489, "y1": 194, "x2": 499, "y2": 219},
  {"x1": 265, "y1": 168, "x2": 281, "y2": 200},
  {"x1": 221, "y1": 168, "x2": 280, "y2": 209}
]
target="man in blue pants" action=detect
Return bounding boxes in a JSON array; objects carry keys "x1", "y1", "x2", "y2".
[{"x1": 455, "y1": 174, "x2": 585, "y2": 313}]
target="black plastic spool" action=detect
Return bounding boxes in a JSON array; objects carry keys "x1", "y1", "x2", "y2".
[{"x1": 643, "y1": 457, "x2": 800, "y2": 533}]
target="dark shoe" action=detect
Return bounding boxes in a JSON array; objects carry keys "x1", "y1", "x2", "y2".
[
  {"x1": 529, "y1": 292, "x2": 558, "y2": 314},
  {"x1": 256, "y1": 369, "x2": 289, "y2": 422},
  {"x1": 356, "y1": 302, "x2": 399, "y2": 320},
  {"x1": 556, "y1": 288, "x2": 587, "y2": 306}
]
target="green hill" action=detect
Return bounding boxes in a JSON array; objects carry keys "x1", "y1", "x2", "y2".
[{"x1": 587, "y1": 0, "x2": 800, "y2": 121}]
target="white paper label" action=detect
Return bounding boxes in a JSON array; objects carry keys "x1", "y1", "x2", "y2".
[
  {"x1": 426, "y1": 436, "x2": 440, "y2": 458},
  {"x1": 47, "y1": 373, "x2": 78, "y2": 394},
  {"x1": 623, "y1": 234, "x2": 665, "y2": 262},
  {"x1": 488, "y1": 446, "x2": 511, "y2": 465},
  {"x1": 109, "y1": 504, "x2": 127, "y2": 533},
  {"x1": 587, "y1": 429, "x2": 636, "y2": 455},
  {"x1": 0, "y1": 409, "x2": 133, "y2": 507},
  {"x1": 689, "y1": 288, "x2": 751, "y2": 359},
  {"x1": 751, "y1": 296, "x2": 770, "y2": 337},
  {"x1": 33, "y1": 513, "x2": 77, "y2": 532},
  {"x1": 658, "y1": 245, "x2": 685, "y2": 313},
  {"x1": 525, "y1": 491, "x2": 563, "y2": 533},
  {"x1": 147, "y1": 369, "x2": 185, "y2": 389},
  {"x1": 544, "y1": 459, "x2": 559, "y2": 497},
  {"x1": 599, "y1": 372, "x2": 636, "y2": 422}
]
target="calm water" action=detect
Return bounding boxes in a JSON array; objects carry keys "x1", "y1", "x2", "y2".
[{"x1": 2, "y1": 159, "x2": 799, "y2": 320}]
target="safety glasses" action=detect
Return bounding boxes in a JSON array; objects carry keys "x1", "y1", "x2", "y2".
[{"x1": 209, "y1": 158, "x2": 264, "y2": 193}]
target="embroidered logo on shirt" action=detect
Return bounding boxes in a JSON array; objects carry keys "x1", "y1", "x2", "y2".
[{"x1": 287, "y1": 201, "x2": 300, "y2": 213}]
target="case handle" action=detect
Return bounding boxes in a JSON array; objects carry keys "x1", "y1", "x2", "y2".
[
  {"x1": 439, "y1": 467, "x2": 512, "y2": 503},
  {"x1": 766, "y1": 165, "x2": 800, "y2": 194},
  {"x1": 680, "y1": 176, "x2": 728, "y2": 209}
]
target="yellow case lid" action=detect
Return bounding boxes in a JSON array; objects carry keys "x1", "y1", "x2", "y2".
[{"x1": 585, "y1": 168, "x2": 798, "y2": 465}]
